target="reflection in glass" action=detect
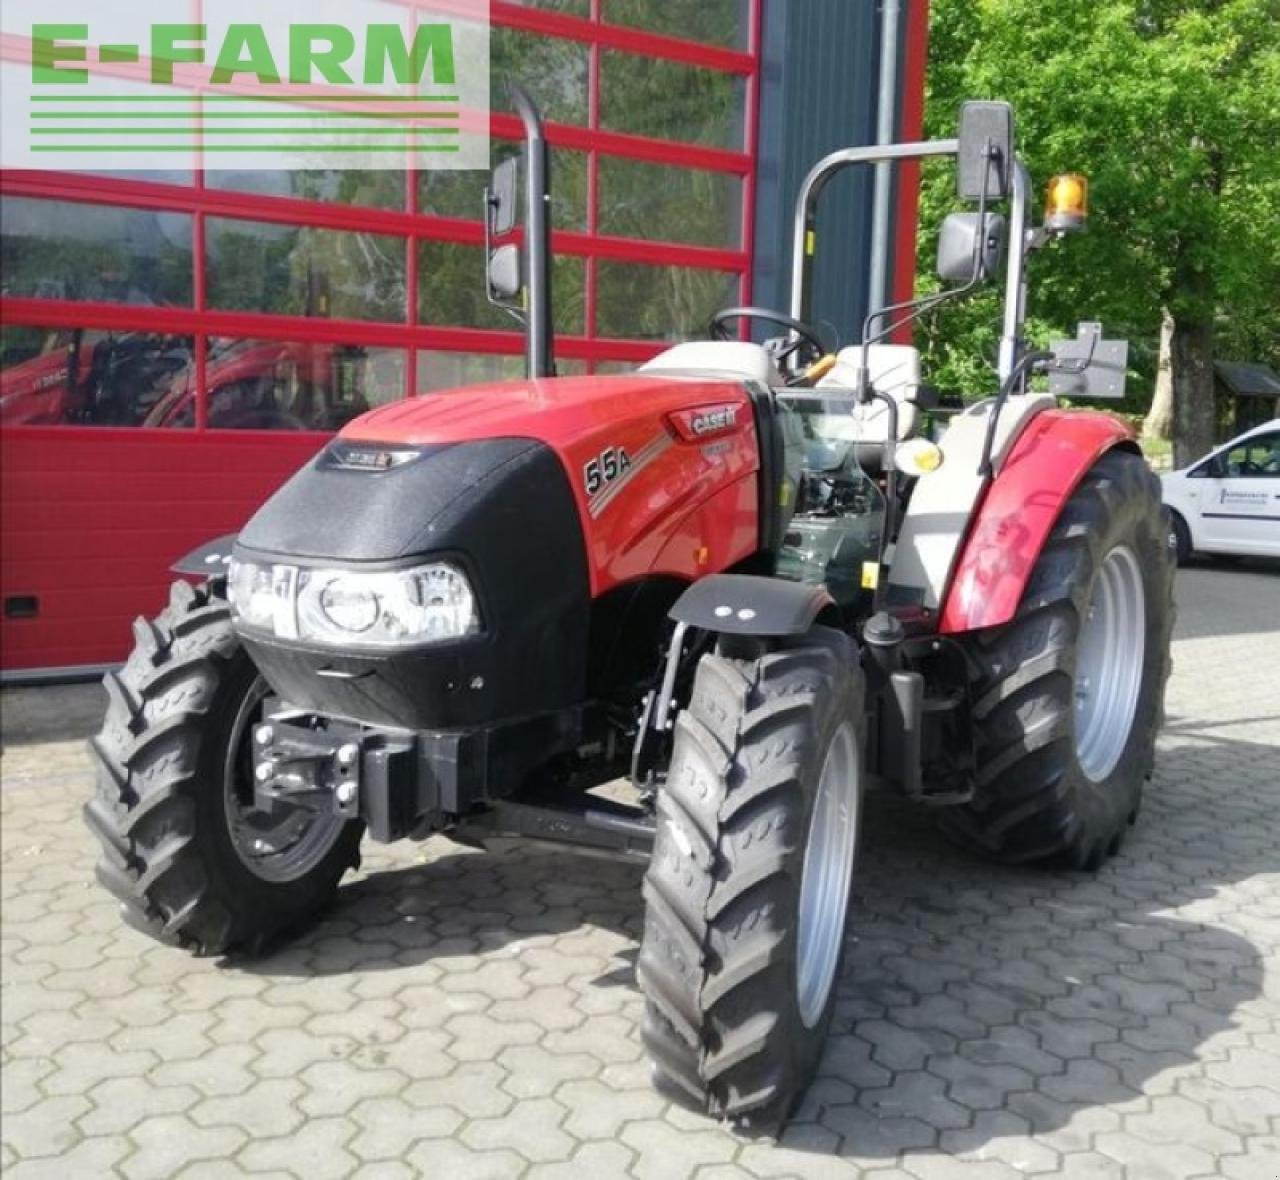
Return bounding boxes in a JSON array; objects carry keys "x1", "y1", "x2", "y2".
[
  {"x1": 0, "y1": 325, "x2": 194, "y2": 428},
  {"x1": 417, "y1": 350, "x2": 527, "y2": 393},
  {"x1": 145, "y1": 339, "x2": 406, "y2": 431},
  {"x1": 598, "y1": 158, "x2": 741, "y2": 248},
  {"x1": 0, "y1": 198, "x2": 192, "y2": 306},
  {"x1": 601, "y1": 53, "x2": 744, "y2": 149},
  {"x1": 493, "y1": 29, "x2": 590, "y2": 125},
  {"x1": 420, "y1": 241, "x2": 585, "y2": 335},
  {"x1": 420, "y1": 147, "x2": 587, "y2": 231},
  {"x1": 596, "y1": 261, "x2": 738, "y2": 340},
  {"x1": 206, "y1": 218, "x2": 406, "y2": 322},
  {"x1": 206, "y1": 171, "x2": 406, "y2": 210},
  {"x1": 602, "y1": 0, "x2": 748, "y2": 48}
]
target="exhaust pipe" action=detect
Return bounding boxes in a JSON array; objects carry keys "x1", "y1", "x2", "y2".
[{"x1": 508, "y1": 82, "x2": 555, "y2": 378}]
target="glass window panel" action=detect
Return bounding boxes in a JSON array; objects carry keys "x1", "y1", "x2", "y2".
[
  {"x1": 419, "y1": 241, "x2": 586, "y2": 335},
  {"x1": 595, "y1": 261, "x2": 739, "y2": 340},
  {"x1": 419, "y1": 147, "x2": 587, "y2": 231},
  {"x1": 503, "y1": 0, "x2": 589, "y2": 15},
  {"x1": 417, "y1": 350, "x2": 526, "y2": 393},
  {"x1": 205, "y1": 218, "x2": 406, "y2": 322},
  {"x1": 598, "y1": 158, "x2": 742, "y2": 247},
  {"x1": 72, "y1": 170, "x2": 195, "y2": 186},
  {"x1": 416, "y1": 352, "x2": 585, "y2": 394},
  {"x1": 600, "y1": 53, "x2": 745, "y2": 149},
  {"x1": 493, "y1": 29, "x2": 589, "y2": 125},
  {"x1": 593, "y1": 358, "x2": 642, "y2": 375},
  {"x1": 602, "y1": 0, "x2": 749, "y2": 49},
  {"x1": 0, "y1": 198, "x2": 192, "y2": 306},
  {"x1": 0, "y1": 324, "x2": 194, "y2": 428},
  {"x1": 188, "y1": 338, "x2": 405, "y2": 432},
  {"x1": 206, "y1": 171, "x2": 406, "y2": 210}
]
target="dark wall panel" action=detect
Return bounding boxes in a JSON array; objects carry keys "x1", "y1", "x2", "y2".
[{"x1": 752, "y1": 0, "x2": 882, "y2": 349}]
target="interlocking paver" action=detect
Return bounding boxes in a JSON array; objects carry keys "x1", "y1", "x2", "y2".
[{"x1": 2, "y1": 561, "x2": 1278, "y2": 1179}]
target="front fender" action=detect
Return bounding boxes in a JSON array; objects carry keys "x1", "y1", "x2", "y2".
[
  {"x1": 670, "y1": 573, "x2": 835, "y2": 637},
  {"x1": 939, "y1": 411, "x2": 1137, "y2": 634},
  {"x1": 172, "y1": 533, "x2": 238, "y2": 577}
]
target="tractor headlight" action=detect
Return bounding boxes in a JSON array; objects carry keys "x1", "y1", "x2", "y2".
[{"x1": 228, "y1": 558, "x2": 480, "y2": 647}]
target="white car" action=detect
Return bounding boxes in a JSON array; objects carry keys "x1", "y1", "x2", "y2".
[{"x1": 1161, "y1": 418, "x2": 1280, "y2": 563}]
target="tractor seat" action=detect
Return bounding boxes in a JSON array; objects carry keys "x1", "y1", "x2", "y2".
[
  {"x1": 638, "y1": 341, "x2": 781, "y2": 387},
  {"x1": 814, "y1": 344, "x2": 922, "y2": 441}
]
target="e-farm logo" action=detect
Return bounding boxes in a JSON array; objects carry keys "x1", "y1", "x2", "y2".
[{"x1": 0, "y1": 1, "x2": 490, "y2": 170}]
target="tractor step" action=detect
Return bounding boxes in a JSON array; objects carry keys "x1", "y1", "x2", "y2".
[{"x1": 458, "y1": 797, "x2": 656, "y2": 862}]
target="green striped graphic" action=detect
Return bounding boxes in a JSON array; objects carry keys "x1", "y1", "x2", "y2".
[
  {"x1": 29, "y1": 94, "x2": 459, "y2": 102},
  {"x1": 31, "y1": 144, "x2": 461, "y2": 152}
]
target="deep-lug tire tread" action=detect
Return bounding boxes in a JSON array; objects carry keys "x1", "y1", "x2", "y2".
[
  {"x1": 85, "y1": 580, "x2": 362, "y2": 957},
  {"x1": 942, "y1": 449, "x2": 1174, "y2": 866},
  {"x1": 638, "y1": 626, "x2": 863, "y2": 1132}
]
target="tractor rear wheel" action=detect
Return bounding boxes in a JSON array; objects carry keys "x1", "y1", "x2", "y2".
[
  {"x1": 638, "y1": 626, "x2": 864, "y2": 1132},
  {"x1": 84, "y1": 580, "x2": 363, "y2": 955},
  {"x1": 942, "y1": 449, "x2": 1174, "y2": 868}
]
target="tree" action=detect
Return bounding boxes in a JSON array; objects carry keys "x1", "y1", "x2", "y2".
[{"x1": 918, "y1": 0, "x2": 1280, "y2": 465}]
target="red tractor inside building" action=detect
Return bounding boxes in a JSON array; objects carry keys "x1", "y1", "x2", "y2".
[{"x1": 87, "y1": 90, "x2": 1173, "y2": 1130}]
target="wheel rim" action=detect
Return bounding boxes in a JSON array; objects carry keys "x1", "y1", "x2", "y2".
[
  {"x1": 796, "y1": 720, "x2": 860, "y2": 1029},
  {"x1": 223, "y1": 679, "x2": 348, "y2": 883},
  {"x1": 1074, "y1": 545, "x2": 1146, "y2": 782}
]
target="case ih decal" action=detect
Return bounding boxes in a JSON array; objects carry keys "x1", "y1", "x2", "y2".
[{"x1": 667, "y1": 402, "x2": 742, "y2": 441}]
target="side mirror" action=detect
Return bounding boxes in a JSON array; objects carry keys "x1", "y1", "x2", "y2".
[
  {"x1": 936, "y1": 212, "x2": 1006, "y2": 283},
  {"x1": 486, "y1": 156, "x2": 519, "y2": 236},
  {"x1": 957, "y1": 100, "x2": 1014, "y2": 201},
  {"x1": 487, "y1": 243, "x2": 523, "y2": 302},
  {"x1": 485, "y1": 156, "x2": 523, "y2": 309}
]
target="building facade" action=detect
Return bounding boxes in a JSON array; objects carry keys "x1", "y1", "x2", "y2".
[{"x1": 0, "y1": 0, "x2": 927, "y2": 675}]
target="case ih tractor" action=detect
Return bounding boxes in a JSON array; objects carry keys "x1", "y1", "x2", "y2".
[{"x1": 87, "y1": 91, "x2": 1173, "y2": 1130}]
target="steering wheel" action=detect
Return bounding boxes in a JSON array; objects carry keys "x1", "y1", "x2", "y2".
[{"x1": 708, "y1": 306, "x2": 828, "y2": 374}]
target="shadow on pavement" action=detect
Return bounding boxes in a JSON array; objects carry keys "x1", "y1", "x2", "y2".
[
  {"x1": 236, "y1": 724, "x2": 1269, "y2": 1159},
  {"x1": 1172, "y1": 558, "x2": 1280, "y2": 642}
]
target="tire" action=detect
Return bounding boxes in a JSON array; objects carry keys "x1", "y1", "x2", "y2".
[
  {"x1": 1170, "y1": 510, "x2": 1193, "y2": 565},
  {"x1": 638, "y1": 626, "x2": 864, "y2": 1132},
  {"x1": 84, "y1": 580, "x2": 363, "y2": 955},
  {"x1": 942, "y1": 449, "x2": 1174, "y2": 868}
]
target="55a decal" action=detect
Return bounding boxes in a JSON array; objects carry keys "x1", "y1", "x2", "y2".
[{"x1": 584, "y1": 446, "x2": 632, "y2": 497}]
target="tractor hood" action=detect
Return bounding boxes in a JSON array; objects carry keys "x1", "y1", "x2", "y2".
[
  {"x1": 339, "y1": 373, "x2": 748, "y2": 452},
  {"x1": 228, "y1": 373, "x2": 763, "y2": 731}
]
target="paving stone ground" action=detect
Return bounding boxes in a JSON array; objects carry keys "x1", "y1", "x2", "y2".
[{"x1": 2, "y1": 560, "x2": 1278, "y2": 1179}]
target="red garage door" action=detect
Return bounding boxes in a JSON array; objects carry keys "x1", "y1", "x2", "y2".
[{"x1": 0, "y1": 0, "x2": 762, "y2": 675}]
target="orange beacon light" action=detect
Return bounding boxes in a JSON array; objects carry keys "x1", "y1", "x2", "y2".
[{"x1": 1045, "y1": 173, "x2": 1088, "y2": 232}]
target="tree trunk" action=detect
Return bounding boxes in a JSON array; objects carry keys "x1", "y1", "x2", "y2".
[
  {"x1": 1143, "y1": 307, "x2": 1175, "y2": 441},
  {"x1": 1170, "y1": 316, "x2": 1216, "y2": 469}
]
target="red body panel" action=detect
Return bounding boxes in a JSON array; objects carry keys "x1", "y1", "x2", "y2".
[
  {"x1": 939, "y1": 410, "x2": 1136, "y2": 635},
  {"x1": 0, "y1": 427, "x2": 326, "y2": 670},
  {"x1": 342, "y1": 375, "x2": 761, "y2": 596}
]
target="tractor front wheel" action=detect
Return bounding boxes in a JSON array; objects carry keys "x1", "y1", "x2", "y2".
[
  {"x1": 942, "y1": 448, "x2": 1174, "y2": 868},
  {"x1": 637, "y1": 627, "x2": 864, "y2": 1132},
  {"x1": 84, "y1": 580, "x2": 363, "y2": 955}
]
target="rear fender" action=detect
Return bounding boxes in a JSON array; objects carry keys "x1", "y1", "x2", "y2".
[
  {"x1": 172, "y1": 533, "x2": 238, "y2": 578},
  {"x1": 939, "y1": 411, "x2": 1137, "y2": 634}
]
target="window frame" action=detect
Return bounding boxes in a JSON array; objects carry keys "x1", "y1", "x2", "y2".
[{"x1": 0, "y1": 0, "x2": 762, "y2": 430}]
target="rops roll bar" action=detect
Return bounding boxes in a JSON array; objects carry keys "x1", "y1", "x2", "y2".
[{"x1": 787, "y1": 139, "x2": 1031, "y2": 386}]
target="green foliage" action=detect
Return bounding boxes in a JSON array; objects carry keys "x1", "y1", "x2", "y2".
[{"x1": 918, "y1": 0, "x2": 1280, "y2": 403}]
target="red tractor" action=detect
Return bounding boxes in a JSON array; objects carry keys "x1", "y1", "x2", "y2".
[{"x1": 87, "y1": 90, "x2": 1173, "y2": 1130}]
